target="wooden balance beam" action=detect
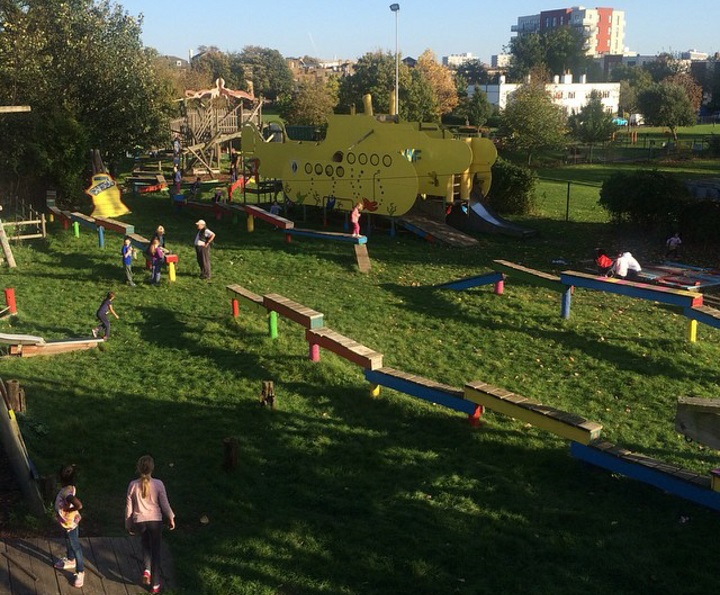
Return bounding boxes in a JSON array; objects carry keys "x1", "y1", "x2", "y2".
[
  {"x1": 570, "y1": 441, "x2": 720, "y2": 512},
  {"x1": 7, "y1": 337, "x2": 103, "y2": 357},
  {"x1": 70, "y1": 211, "x2": 97, "y2": 230},
  {"x1": 493, "y1": 260, "x2": 565, "y2": 292},
  {"x1": 242, "y1": 204, "x2": 294, "y2": 230},
  {"x1": 263, "y1": 294, "x2": 324, "y2": 329},
  {"x1": 94, "y1": 216, "x2": 135, "y2": 235},
  {"x1": 435, "y1": 271, "x2": 505, "y2": 293},
  {"x1": 464, "y1": 380, "x2": 602, "y2": 445},
  {"x1": 364, "y1": 367, "x2": 482, "y2": 424},
  {"x1": 675, "y1": 396, "x2": 720, "y2": 450},
  {"x1": 305, "y1": 328, "x2": 383, "y2": 370},
  {"x1": 285, "y1": 228, "x2": 367, "y2": 244},
  {"x1": 227, "y1": 284, "x2": 266, "y2": 315},
  {"x1": 560, "y1": 270, "x2": 703, "y2": 308}
]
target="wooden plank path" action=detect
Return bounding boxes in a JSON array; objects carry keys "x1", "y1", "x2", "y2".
[
  {"x1": 0, "y1": 537, "x2": 175, "y2": 594},
  {"x1": 493, "y1": 260, "x2": 565, "y2": 292},
  {"x1": 306, "y1": 328, "x2": 383, "y2": 370},
  {"x1": 397, "y1": 213, "x2": 479, "y2": 248}
]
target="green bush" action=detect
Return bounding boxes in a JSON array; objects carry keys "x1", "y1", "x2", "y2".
[
  {"x1": 598, "y1": 169, "x2": 690, "y2": 229},
  {"x1": 485, "y1": 157, "x2": 537, "y2": 215},
  {"x1": 677, "y1": 200, "x2": 720, "y2": 244}
]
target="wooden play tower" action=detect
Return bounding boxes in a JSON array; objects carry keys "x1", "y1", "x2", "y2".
[{"x1": 176, "y1": 78, "x2": 262, "y2": 175}]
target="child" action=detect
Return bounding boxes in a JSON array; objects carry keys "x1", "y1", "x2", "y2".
[
  {"x1": 121, "y1": 237, "x2": 136, "y2": 287},
  {"x1": 350, "y1": 202, "x2": 364, "y2": 237},
  {"x1": 148, "y1": 239, "x2": 166, "y2": 285},
  {"x1": 190, "y1": 177, "x2": 201, "y2": 199},
  {"x1": 92, "y1": 291, "x2": 119, "y2": 339},
  {"x1": 269, "y1": 200, "x2": 281, "y2": 216},
  {"x1": 53, "y1": 465, "x2": 85, "y2": 588},
  {"x1": 595, "y1": 248, "x2": 614, "y2": 276},
  {"x1": 666, "y1": 232, "x2": 682, "y2": 259},
  {"x1": 125, "y1": 455, "x2": 176, "y2": 594},
  {"x1": 613, "y1": 251, "x2": 642, "y2": 280}
]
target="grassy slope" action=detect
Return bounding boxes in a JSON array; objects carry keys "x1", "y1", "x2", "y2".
[{"x1": 2, "y1": 168, "x2": 719, "y2": 594}]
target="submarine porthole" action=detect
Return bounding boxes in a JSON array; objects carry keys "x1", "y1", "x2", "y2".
[
  {"x1": 347, "y1": 153, "x2": 356, "y2": 164},
  {"x1": 325, "y1": 165, "x2": 333, "y2": 177},
  {"x1": 383, "y1": 155, "x2": 392, "y2": 167},
  {"x1": 370, "y1": 154, "x2": 379, "y2": 166},
  {"x1": 291, "y1": 161, "x2": 298, "y2": 174},
  {"x1": 314, "y1": 163, "x2": 323, "y2": 175},
  {"x1": 332, "y1": 151, "x2": 344, "y2": 163},
  {"x1": 336, "y1": 166, "x2": 345, "y2": 177},
  {"x1": 304, "y1": 163, "x2": 313, "y2": 174},
  {"x1": 358, "y1": 153, "x2": 368, "y2": 165}
]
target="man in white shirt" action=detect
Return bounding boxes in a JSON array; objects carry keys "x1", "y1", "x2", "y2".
[{"x1": 194, "y1": 220, "x2": 216, "y2": 280}]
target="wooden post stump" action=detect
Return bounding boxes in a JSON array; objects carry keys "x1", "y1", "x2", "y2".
[
  {"x1": 223, "y1": 437, "x2": 239, "y2": 472},
  {"x1": 6, "y1": 380, "x2": 24, "y2": 412}
]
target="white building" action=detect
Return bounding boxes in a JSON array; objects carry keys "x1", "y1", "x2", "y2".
[
  {"x1": 491, "y1": 54, "x2": 512, "y2": 69},
  {"x1": 470, "y1": 73, "x2": 620, "y2": 116},
  {"x1": 442, "y1": 53, "x2": 476, "y2": 68},
  {"x1": 512, "y1": 6, "x2": 625, "y2": 57}
]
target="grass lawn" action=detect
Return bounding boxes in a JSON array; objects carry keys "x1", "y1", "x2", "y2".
[{"x1": 2, "y1": 162, "x2": 720, "y2": 594}]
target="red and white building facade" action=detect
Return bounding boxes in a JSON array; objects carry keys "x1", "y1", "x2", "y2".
[{"x1": 512, "y1": 6, "x2": 626, "y2": 57}]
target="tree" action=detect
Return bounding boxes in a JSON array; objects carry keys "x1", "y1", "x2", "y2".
[
  {"x1": 643, "y1": 53, "x2": 684, "y2": 83},
  {"x1": 455, "y1": 86, "x2": 493, "y2": 127},
  {"x1": 665, "y1": 72, "x2": 703, "y2": 113},
  {"x1": 238, "y1": 46, "x2": 293, "y2": 100},
  {"x1": 508, "y1": 32, "x2": 545, "y2": 80},
  {"x1": 190, "y1": 49, "x2": 246, "y2": 91},
  {"x1": 456, "y1": 59, "x2": 490, "y2": 85},
  {"x1": 337, "y1": 51, "x2": 406, "y2": 116},
  {"x1": 416, "y1": 49, "x2": 458, "y2": 117},
  {"x1": 508, "y1": 26, "x2": 590, "y2": 81},
  {"x1": 567, "y1": 91, "x2": 616, "y2": 162},
  {"x1": 0, "y1": 0, "x2": 174, "y2": 198},
  {"x1": 402, "y1": 69, "x2": 436, "y2": 122},
  {"x1": 498, "y1": 81, "x2": 567, "y2": 164},
  {"x1": 277, "y1": 79, "x2": 338, "y2": 126},
  {"x1": 637, "y1": 82, "x2": 695, "y2": 140}
]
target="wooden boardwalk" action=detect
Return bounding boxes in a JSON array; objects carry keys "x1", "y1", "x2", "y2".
[{"x1": 0, "y1": 537, "x2": 175, "y2": 594}]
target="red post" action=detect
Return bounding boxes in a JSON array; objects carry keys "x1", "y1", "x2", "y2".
[
  {"x1": 4, "y1": 288, "x2": 17, "y2": 314},
  {"x1": 285, "y1": 233, "x2": 292, "y2": 244},
  {"x1": 309, "y1": 342, "x2": 320, "y2": 362},
  {"x1": 62, "y1": 217, "x2": 69, "y2": 230},
  {"x1": 468, "y1": 405, "x2": 484, "y2": 427},
  {"x1": 232, "y1": 298, "x2": 239, "y2": 318},
  {"x1": 494, "y1": 280, "x2": 504, "y2": 295}
]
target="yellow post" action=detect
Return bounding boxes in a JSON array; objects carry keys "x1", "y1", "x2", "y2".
[
  {"x1": 168, "y1": 262, "x2": 177, "y2": 282},
  {"x1": 49, "y1": 212, "x2": 55, "y2": 223},
  {"x1": 247, "y1": 214, "x2": 255, "y2": 233},
  {"x1": 370, "y1": 384, "x2": 381, "y2": 398},
  {"x1": 688, "y1": 319, "x2": 697, "y2": 343}
]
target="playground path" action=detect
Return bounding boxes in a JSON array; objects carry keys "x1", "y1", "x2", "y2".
[{"x1": 0, "y1": 537, "x2": 175, "y2": 594}]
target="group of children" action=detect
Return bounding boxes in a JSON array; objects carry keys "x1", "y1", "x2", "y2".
[
  {"x1": 121, "y1": 226, "x2": 169, "y2": 289},
  {"x1": 594, "y1": 233, "x2": 683, "y2": 280},
  {"x1": 54, "y1": 457, "x2": 175, "y2": 592}
]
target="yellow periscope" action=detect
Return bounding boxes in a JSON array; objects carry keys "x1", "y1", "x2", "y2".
[{"x1": 241, "y1": 97, "x2": 497, "y2": 217}]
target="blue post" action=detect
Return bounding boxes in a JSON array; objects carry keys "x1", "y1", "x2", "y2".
[
  {"x1": 561, "y1": 287, "x2": 572, "y2": 319},
  {"x1": 390, "y1": 218, "x2": 396, "y2": 237},
  {"x1": 344, "y1": 213, "x2": 349, "y2": 232},
  {"x1": 97, "y1": 225, "x2": 105, "y2": 249}
]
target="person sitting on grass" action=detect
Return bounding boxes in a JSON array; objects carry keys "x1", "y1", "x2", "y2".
[{"x1": 595, "y1": 248, "x2": 614, "y2": 276}]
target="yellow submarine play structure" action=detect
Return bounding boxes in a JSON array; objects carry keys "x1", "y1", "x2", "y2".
[{"x1": 241, "y1": 95, "x2": 497, "y2": 219}]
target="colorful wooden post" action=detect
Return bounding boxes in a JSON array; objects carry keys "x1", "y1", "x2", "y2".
[
  {"x1": 72, "y1": 221, "x2": 80, "y2": 238},
  {"x1": 97, "y1": 225, "x2": 105, "y2": 248},
  {"x1": 469, "y1": 405, "x2": 483, "y2": 426},
  {"x1": 309, "y1": 341, "x2": 320, "y2": 362},
  {"x1": 62, "y1": 216, "x2": 69, "y2": 230},
  {"x1": 165, "y1": 254, "x2": 178, "y2": 282},
  {"x1": 49, "y1": 211, "x2": 55, "y2": 223},
  {"x1": 268, "y1": 311, "x2": 278, "y2": 339},
  {"x1": 247, "y1": 214, "x2": 254, "y2": 233},
  {"x1": 561, "y1": 286, "x2": 572, "y2": 319},
  {"x1": 4, "y1": 288, "x2": 17, "y2": 314},
  {"x1": 711, "y1": 469, "x2": 720, "y2": 492},
  {"x1": 369, "y1": 383, "x2": 381, "y2": 398},
  {"x1": 285, "y1": 232, "x2": 292, "y2": 244},
  {"x1": 231, "y1": 298, "x2": 239, "y2": 318},
  {"x1": 494, "y1": 280, "x2": 504, "y2": 295},
  {"x1": 688, "y1": 319, "x2": 698, "y2": 343}
]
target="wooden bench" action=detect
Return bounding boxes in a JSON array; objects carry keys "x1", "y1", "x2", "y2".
[
  {"x1": 493, "y1": 260, "x2": 565, "y2": 292},
  {"x1": 227, "y1": 284, "x2": 266, "y2": 315},
  {"x1": 464, "y1": 380, "x2": 602, "y2": 445},
  {"x1": 560, "y1": 270, "x2": 703, "y2": 308},
  {"x1": 263, "y1": 293, "x2": 324, "y2": 329},
  {"x1": 305, "y1": 328, "x2": 383, "y2": 370},
  {"x1": 364, "y1": 367, "x2": 481, "y2": 420}
]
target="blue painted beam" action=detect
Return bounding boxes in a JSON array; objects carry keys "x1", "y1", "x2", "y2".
[
  {"x1": 286, "y1": 228, "x2": 367, "y2": 245},
  {"x1": 560, "y1": 271, "x2": 703, "y2": 308},
  {"x1": 364, "y1": 369, "x2": 478, "y2": 415},
  {"x1": 436, "y1": 272, "x2": 504, "y2": 291},
  {"x1": 570, "y1": 442, "x2": 720, "y2": 511},
  {"x1": 684, "y1": 306, "x2": 720, "y2": 330}
]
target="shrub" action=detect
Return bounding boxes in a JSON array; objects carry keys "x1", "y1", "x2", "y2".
[
  {"x1": 677, "y1": 200, "x2": 720, "y2": 244},
  {"x1": 485, "y1": 157, "x2": 537, "y2": 215},
  {"x1": 598, "y1": 169, "x2": 690, "y2": 229}
]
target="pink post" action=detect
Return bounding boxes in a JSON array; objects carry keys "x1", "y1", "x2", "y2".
[
  {"x1": 494, "y1": 280, "x2": 504, "y2": 295},
  {"x1": 285, "y1": 233, "x2": 292, "y2": 244},
  {"x1": 309, "y1": 342, "x2": 320, "y2": 362},
  {"x1": 468, "y1": 405, "x2": 484, "y2": 427},
  {"x1": 232, "y1": 299, "x2": 239, "y2": 318},
  {"x1": 4, "y1": 288, "x2": 17, "y2": 314}
]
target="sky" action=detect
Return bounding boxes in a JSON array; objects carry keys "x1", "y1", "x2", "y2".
[{"x1": 119, "y1": 1, "x2": 719, "y2": 63}]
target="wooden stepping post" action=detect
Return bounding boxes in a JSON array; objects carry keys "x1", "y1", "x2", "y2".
[
  {"x1": 4, "y1": 288, "x2": 17, "y2": 314},
  {"x1": 355, "y1": 244, "x2": 371, "y2": 273}
]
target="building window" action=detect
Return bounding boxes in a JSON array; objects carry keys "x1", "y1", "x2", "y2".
[{"x1": 568, "y1": 91, "x2": 575, "y2": 99}]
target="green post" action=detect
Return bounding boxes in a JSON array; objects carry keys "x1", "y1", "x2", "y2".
[
  {"x1": 268, "y1": 311, "x2": 278, "y2": 339},
  {"x1": 73, "y1": 221, "x2": 80, "y2": 238}
]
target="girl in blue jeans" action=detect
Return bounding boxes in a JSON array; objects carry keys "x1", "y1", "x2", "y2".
[{"x1": 53, "y1": 464, "x2": 85, "y2": 588}]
